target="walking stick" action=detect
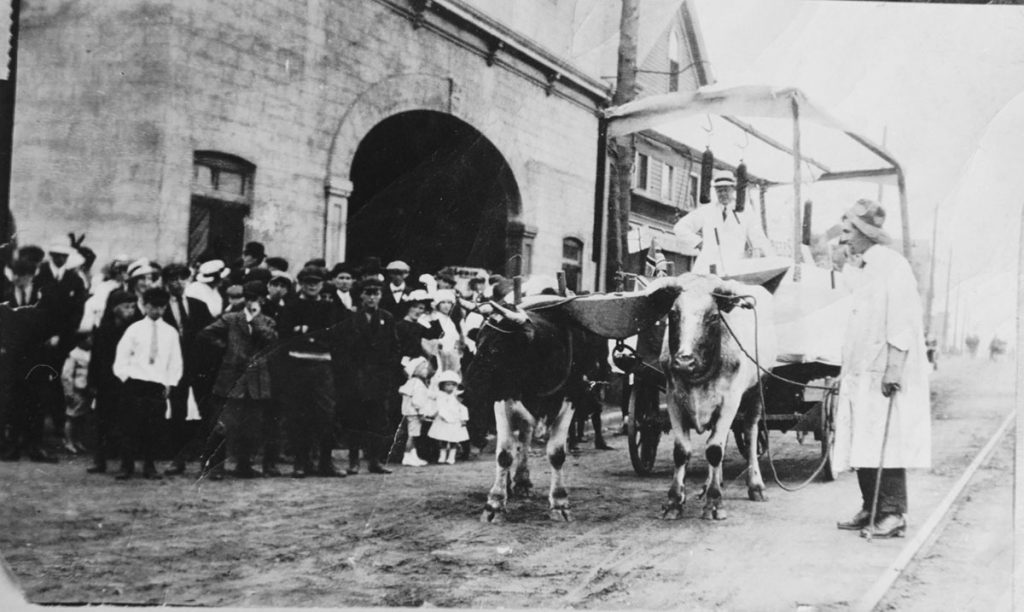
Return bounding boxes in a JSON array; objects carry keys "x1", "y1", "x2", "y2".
[{"x1": 865, "y1": 393, "x2": 898, "y2": 542}]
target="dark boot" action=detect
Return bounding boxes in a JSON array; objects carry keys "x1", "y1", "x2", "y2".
[
  {"x1": 367, "y1": 438, "x2": 392, "y2": 474},
  {"x1": 346, "y1": 440, "x2": 360, "y2": 475}
]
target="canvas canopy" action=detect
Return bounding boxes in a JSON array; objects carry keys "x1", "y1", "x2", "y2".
[{"x1": 605, "y1": 84, "x2": 902, "y2": 187}]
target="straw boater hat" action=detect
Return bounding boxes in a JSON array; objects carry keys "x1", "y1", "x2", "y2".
[
  {"x1": 195, "y1": 260, "x2": 227, "y2": 283},
  {"x1": 712, "y1": 170, "x2": 737, "y2": 189},
  {"x1": 386, "y1": 260, "x2": 411, "y2": 273},
  {"x1": 843, "y1": 199, "x2": 891, "y2": 245}
]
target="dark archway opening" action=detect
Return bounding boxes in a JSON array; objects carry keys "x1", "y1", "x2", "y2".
[{"x1": 347, "y1": 110, "x2": 519, "y2": 273}]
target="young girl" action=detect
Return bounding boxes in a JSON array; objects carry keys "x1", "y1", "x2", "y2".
[
  {"x1": 398, "y1": 356, "x2": 436, "y2": 467},
  {"x1": 428, "y1": 370, "x2": 469, "y2": 465},
  {"x1": 61, "y1": 334, "x2": 93, "y2": 453}
]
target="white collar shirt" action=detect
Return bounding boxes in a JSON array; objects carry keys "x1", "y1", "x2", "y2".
[
  {"x1": 337, "y1": 290, "x2": 352, "y2": 309},
  {"x1": 112, "y1": 316, "x2": 183, "y2": 387},
  {"x1": 672, "y1": 201, "x2": 774, "y2": 275}
]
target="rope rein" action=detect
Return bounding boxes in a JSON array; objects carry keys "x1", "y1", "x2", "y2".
[{"x1": 712, "y1": 293, "x2": 839, "y2": 492}]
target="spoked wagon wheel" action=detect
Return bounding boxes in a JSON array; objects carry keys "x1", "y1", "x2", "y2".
[
  {"x1": 731, "y1": 421, "x2": 768, "y2": 461},
  {"x1": 625, "y1": 381, "x2": 661, "y2": 476},
  {"x1": 819, "y1": 391, "x2": 841, "y2": 481}
]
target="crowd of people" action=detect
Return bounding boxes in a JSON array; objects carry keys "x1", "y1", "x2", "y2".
[{"x1": 0, "y1": 238, "x2": 531, "y2": 481}]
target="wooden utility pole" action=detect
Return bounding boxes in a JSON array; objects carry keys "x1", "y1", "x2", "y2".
[
  {"x1": 605, "y1": 0, "x2": 639, "y2": 290},
  {"x1": 0, "y1": 0, "x2": 21, "y2": 252}
]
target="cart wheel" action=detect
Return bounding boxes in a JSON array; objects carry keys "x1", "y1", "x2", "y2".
[
  {"x1": 732, "y1": 421, "x2": 768, "y2": 460},
  {"x1": 626, "y1": 381, "x2": 661, "y2": 476},
  {"x1": 819, "y1": 399, "x2": 840, "y2": 481}
]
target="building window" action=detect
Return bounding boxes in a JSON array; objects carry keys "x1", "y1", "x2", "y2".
[
  {"x1": 189, "y1": 152, "x2": 256, "y2": 264},
  {"x1": 668, "y1": 31, "x2": 681, "y2": 92},
  {"x1": 562, "y1": 237, "x2": 584, "y2": 293},
  {"x1": 661, "y1": 162, "x2": 675, "y2": 202},
  {"x1": 633, "y1": 152, "x2": 650, "y2": 192},
  {"x1": 688, "y1": 171, "x2": 700, "y2": 209}
]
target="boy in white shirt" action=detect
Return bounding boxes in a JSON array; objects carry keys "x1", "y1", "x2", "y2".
[{"x1": 112, "y1": 287, "x2": 183, "y2": 479}]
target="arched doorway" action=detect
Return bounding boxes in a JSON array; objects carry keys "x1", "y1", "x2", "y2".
[{"x1": 346, "y1": 110, "x2": 520, "y2": 273}]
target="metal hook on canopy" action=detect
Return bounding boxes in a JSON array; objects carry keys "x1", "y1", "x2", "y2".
[
  {"x1": 736, "y1": 129, "x2": 750, "y2": 155},
  {"x1": 702, "y1": 114, "x2": 713, "y2": 147}
]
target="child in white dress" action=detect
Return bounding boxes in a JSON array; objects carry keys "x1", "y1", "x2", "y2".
[
  {"x1": 428, "y1": 370, "x2": 469, "y2": 465},
  {"x1": 398, "y1": 356, "x2": 436, "y2": 466}
]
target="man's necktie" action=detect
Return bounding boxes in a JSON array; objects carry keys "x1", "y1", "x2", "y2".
[
  {"x1": 149, "y1": 320, "x2": 158, "y2": 365},
  {"x1": 721, "y1": 207, "x2": 728, "y2": 222}
]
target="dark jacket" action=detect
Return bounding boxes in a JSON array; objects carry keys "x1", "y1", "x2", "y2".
[
  {"x1": 278, "y1": 294, "x2": 343, "y2": 361},
  {"x1": 198, "y1": 311, "x2": 278, "y2": 399},
  {"x1": 162, "y1": 295, "x2": 214, "y2": 378},
  {"x1": 378, "y1": 282, "x2": 421, "y2": 318},
  {"x1": 395, "y1": 317, "x2": 444, "y2": 359},
  {"x1": 334, "y1": 308, "x2": 399, "y2": 402}
]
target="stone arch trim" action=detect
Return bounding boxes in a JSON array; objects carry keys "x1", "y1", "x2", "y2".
[
  {"x1": 327, "y1": 73, "x2": 456, "y2": 187},
  {"x1": 325, "y1": 73, "x2": 524, "y2": 212}
]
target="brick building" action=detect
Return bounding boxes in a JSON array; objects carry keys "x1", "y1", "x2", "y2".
[{"x1": 11, "y1": 0, "x2": 713, "y2": 289}]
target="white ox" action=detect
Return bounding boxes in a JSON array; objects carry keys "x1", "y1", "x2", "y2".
[{"x1": 652, "y1": 273, "x2": 777, "y2": 520}]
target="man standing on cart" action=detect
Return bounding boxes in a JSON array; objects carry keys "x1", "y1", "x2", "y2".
[
  {"x1": 833, "y1": 200, "x2": 931, "y2": 539},
  {"x1": 672, "y1": 170, "x2": 775, "y2": 275}
]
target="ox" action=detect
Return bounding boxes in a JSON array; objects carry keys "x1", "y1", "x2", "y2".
[
  {"x1": 653, "y1": 273, "x2": 777, "y2": 520},
  {"x1": 462, "y1": 300, "x2": 606, "y2": 522}
]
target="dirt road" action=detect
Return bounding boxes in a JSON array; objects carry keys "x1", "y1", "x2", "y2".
[{"x1": 0, "y1": 355, "x2": 1014, "y2": 609}]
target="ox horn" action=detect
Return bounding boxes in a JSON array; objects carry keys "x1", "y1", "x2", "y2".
[{"x1": 489, "y1": 300, "x2": 528, "y2": 325}]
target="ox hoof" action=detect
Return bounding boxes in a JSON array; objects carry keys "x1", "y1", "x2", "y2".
[
  {"x1": 661, "y1": 503, "x2": 685, "y2": 520},
  {"x1": 549, "y1": 508, "x2": 574, "y2": 522},
  {"x1": 511, "y1": 481, "x2": 534, "y2": 498},
  {"x1": 748, "y1": 488, "x2": 767, "y2": 502},
  {"x1": 481, "y1": 504, "x2": 507, "y2": 524},
  {"x1": 701, "y1": 505, "x2": 727, "y2": 521}
]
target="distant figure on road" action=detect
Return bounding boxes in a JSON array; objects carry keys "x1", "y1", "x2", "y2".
[
  {"x1": 988, "y1": 336, "x2": 1007, "y2": 361},
  {"x1": 833, "y1": 200, "x2": 931, "y2": 539},
  {"x1": 964, "y1": 334, "x2": 980, "y2": 359}
]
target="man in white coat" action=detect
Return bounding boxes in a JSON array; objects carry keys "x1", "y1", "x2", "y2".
[
  {"x1": 672, "y1": 170, "x2": 774, "y2": 275},
  {"x1": 833, "y1": 199, "x2": 931, "y2": 539}
]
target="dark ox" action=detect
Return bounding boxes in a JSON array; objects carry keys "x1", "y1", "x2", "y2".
[
  {"x1": 653, "y1": 273, "x2": 777, "y2": 520},
  {"x1": 463, "y1": 301, "x2": 606, "y2": 522}
]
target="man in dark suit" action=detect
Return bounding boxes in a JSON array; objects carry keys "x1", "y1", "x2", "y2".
[
  {"x1": 325, "y1": 262, "x2": 356, "y2": 318},
  {"x1": 278, "y1": 265, "x2": 346, "y2": 478},
  {"x1": 0, "y1": 277, "x2": 83, "y2": 461},
  {"x1": 27, "y1": 245, "x2": 87, "y2": 448},
  {"x1": 160, "y1": 263, "x2": 214, "y2": 475},
  {"x1": 196, "y1": 281, "x2": 278, "y2": 478},
  {"x1": 335, "y1": 276, "x2": 399, "y2": 475},
  {"x1": 3, "y1": 258, "x2": 42, "y2": 306},
  {"x1": 379, "y1": 260, "x2": 419, "y2": 318}
]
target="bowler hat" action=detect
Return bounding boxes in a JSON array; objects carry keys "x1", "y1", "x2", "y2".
[
  {"x1": 843, "y1": 199, "x2": 891, "y2": 244},
  {"x1": 243, "y1": 242, "x2": 266, "y2": 259}
]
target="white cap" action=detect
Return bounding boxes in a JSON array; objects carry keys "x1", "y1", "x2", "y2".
[{"x1": 436, "y1": 370, "x2": 461, "y2": 385}]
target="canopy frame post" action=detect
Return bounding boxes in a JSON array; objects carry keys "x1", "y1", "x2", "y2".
[{"x1": 791, "y1": 95, "x2": 803, "y2": 281}]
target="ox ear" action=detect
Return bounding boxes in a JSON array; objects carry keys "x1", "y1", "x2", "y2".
[
  {"x1": 714, "y1": 279, "x2": 759, "y2": 313},
  {"x1": 548, "y1": 279, "x2": 682, "y2": 339},
  {"x1": 720, "y1": 258, "x2": 790, "y2": 295}
]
